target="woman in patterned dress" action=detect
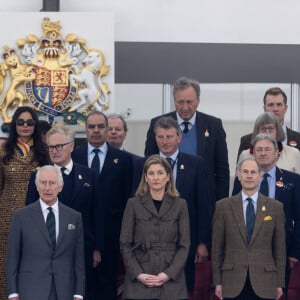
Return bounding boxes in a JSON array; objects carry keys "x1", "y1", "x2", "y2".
[{"x1": 0, "y1": 106, "x2": 49, "y2": 299}]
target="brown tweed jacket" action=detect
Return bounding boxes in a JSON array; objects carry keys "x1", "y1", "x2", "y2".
[
  {"x1": 120, "y1": 194, "x2": 190, "y2": 300},
  {"x1": 212, "y1": 193, "x2": 286, "y2": 299}
]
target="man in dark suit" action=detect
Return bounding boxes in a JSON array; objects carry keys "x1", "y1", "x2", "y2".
[
  {"x1": 107, "y1": 113, "x2": 140, "y2": 160},
  {"x1": 134, "y1": 116, "x2": 210, "y2": 296},
  {"x1": 213, "y1": 158, "x2": 286, "y2": 300},
  {"x1": 26, "y1": 127, "x2": 100, "y2": 300},
  {"x1": 232, "y1": 134, "x2": 300, "y2": 292},
  {"x1": 144, "y1": 76, "x2": 229, "y2": 203},
  {"x1": 7, "y1": 165, "x2": 85, "y2": 300},
  {"x1": 72, "y1": 111, "x2": 133, "y2": 300},
  {"x1": 237, "y1": 87, "x2": 300, "y2": 158}
]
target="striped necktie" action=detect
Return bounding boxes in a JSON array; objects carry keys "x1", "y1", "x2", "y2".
[
  {"x1": 46, "y1": 207, "x2": 56, "y2": 249},
  {"x1": 246, "y1": 197, "x2": 255, "y2": 242}
]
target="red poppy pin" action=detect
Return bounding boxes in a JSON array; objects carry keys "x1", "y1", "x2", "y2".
[
  {"x1": 289, "y1": 140, "x2": 297, "y2": 147},
  {"x1": 276, "y1": 181, "x2": 284, "y2": 188}
]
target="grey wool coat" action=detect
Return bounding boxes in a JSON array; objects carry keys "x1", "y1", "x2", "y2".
[{"x1": 120, "y1": 194, "x2": 190, "y2": 300}]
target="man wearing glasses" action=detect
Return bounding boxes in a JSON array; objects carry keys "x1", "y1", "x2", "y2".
[
  {"x1": 26, "y1": 127, "x2": 99, "y2": 300},
  {"x1": 72, "y1": 111, "x2": 133, "y2": 300},
  {"x1": 237, "y1": 87, "x2": 300, "y2": 157}
]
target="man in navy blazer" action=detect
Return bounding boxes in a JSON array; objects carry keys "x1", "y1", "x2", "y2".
[
  {"x1": 232, "y1": 134, "x2": 300, "y2": 290},
  {"x1": 144, "y1": 76, "x2": 229, "y2": 205},
  {"x1": 72, "y1": 111, "x2": 133, "y2": 300},
  {"x1": 133, "y1": 116, "x2": 210, "y2": 294},
  {"x1": 7, "y1": 165, "x2": 85, "y2": 300}
]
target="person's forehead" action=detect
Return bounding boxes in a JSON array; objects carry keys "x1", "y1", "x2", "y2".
[
  {"x1": 38, "y1": 169, "x2": 58, "y2": 180},
  {"x1": 87, "y1": 114, "x2": 105, "y2": 124},
  {"x1": 255, "y1": 139, "x2": 274, "y2": 148},
  {"x1": 109, "y1": 117, "x2": 123, "y2": 128},
  {"x1": 265, "y1": 94, "x2": 285, "y2": 104},
  {"x1": 241, "y1": 160, "x2": 258, "y2": 170},
  {"x1": 156, "y1": 127, "x2": 177, "y2": 135}
]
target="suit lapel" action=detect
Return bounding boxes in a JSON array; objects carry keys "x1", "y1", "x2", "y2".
[
  {"x1": 158, "y1": 195, "x2": 173, "y2": 218},
  {"x1": 72, "y1": 165, "x2": 83, "y2": 200},
  {"x1": 195, "y1": 112, "x2": 207, "y2": 157},
  {"x1": 30, "y1": 201, "x2": 53, "y2": 248},
  {"x1": 250, "y1": 196, "x2": 267, "y2": 244},
  {"x1": 175, "y1": 153, "x2": 185, "y2": 191},
  {"x1": 275, "y1": 167, "x2": 284, "y2": 200},
  {"x1": 231, "y1": 194, "x2": 248, "y2": 244},
  {"x1": 140, "y1": 194, "x2": 159, "y2": 217},
  {"x1": 56, "y1": 203, "x2": 68, "y2": 249}
]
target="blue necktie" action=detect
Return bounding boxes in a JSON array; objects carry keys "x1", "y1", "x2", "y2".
[
  {"x1": 91, "y1": 148, "x2": 100, "y2": 174},
  {"x1": 259, "y1": 173, "x2": 269, "y2": 196},
  {"x1": 46, "y1": 207, "x2": 56, "y2": 249},
  {"x1": 182, "y1": 121, "x2": 190, "y2": 134},
  {"x1": 246, "y1": 197, "x2": 255, "y2": 242}
]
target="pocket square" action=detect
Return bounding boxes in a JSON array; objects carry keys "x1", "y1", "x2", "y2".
[
  {"x1": 264, "y1": 216, "x2": 272, "y2": 221},
  {"x1": 83, "y1": 182, "x2": 91, "y2": 187},
  {"x1": 68, "y1": 224, "x2": 76, "y2": 230}
]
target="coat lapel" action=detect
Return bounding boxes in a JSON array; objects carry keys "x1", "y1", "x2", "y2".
[
  {"x1": 249, "y1": 196, "x2": 267, "y2": 244},
  {"x1": 72, "y1": 165, "x2": 83, "y2": 200},
  {"x1": 56, "y1": 203, "x2": 68, "y2": 249},
  {"x1": 158, "y1": 195, "x2": 174, "y2": 218},
  {"x1": 275, "y1": 167, "x2": 284, "y2": 200},
  {"x1": 231, "y1": 194, "x2": 248, "y2": 244},
  {"x1": 30, "y1": 201, "x2": 53, "y2": 248},
  {"x1": 195, "y1": 112, "x2": 207, "y2": 157},
  {"x1": 140, "y1": 194, "x2": 159, "y2": 217}
]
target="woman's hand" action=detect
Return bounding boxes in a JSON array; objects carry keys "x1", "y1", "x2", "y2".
[{"x1": 137, "y1": 273, "x2": 161, "y2": 287}]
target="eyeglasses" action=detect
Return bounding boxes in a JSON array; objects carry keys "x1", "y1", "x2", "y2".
[
  {"x1": 47, "y1": 142, "x2": 73, "y2": 152},
  {"x1": 259, "y1": 126, "x2": 276, "y2": 133},
  {"x1": 16, "y1": 119, "x2": 36, "y2": 127},
  {"x1": 87, "y1": 124, "x2": 107, "y2": 129}
]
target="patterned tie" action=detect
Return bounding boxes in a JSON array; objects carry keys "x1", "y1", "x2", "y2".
[
  {"x1": 91, "y1": 148, "x2": 100, "y2": 174},
  {"x1": 46, "y1": 207, "x2": 56, "y2": 249},
  {"x1": 246, "y1": 197, "x2": 255, "y2": 242},
  {"x1": 259, "y1": 173, "x2": 269, "y2": 196},
  {"x1": 165, "y1": 157, "x2": 174, "y2": 169},
  {"x1": 182, "y1": 121, "x2": 190, "y2": 134}
]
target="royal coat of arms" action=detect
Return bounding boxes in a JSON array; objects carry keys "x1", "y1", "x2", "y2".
[{"x1": 0, "y1": 17, "x2": 110, "y2": 128}]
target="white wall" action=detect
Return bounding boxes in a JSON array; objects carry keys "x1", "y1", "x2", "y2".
[{"x1": 3, "y1": 1, "x2": 300, "y2": 44}]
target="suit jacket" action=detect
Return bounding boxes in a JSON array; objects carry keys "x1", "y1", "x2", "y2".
[
  {"x1": 237, "y1": 126, "x2": 300, "y2": 159},
  {"x1": 212, "y1": 193, "x2": 286, "y2": 299},
  {"x1": 26, "y1": 162, "x2": 98, "y2": 264},
  {"x1": 72, "y1": 143, "x2": 133, "y2": 250},
  {"x1": 232, "y1": 167, "x2": 300, "y2": 260},
  {"x1": 120, "y1": 194, "x2": 190, "y2": 300},
  {"x1": 6, "y1": 201, "x2": 85, "y2": 300},
  {"x1": 144, "y1": 111, "x2": 229, "y2": 202}
]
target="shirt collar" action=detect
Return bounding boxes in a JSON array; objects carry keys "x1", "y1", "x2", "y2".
[
  {"x1": 241, "y1": 191, "x2": 258, "y2": 204},
  {"x1": 261, "y1": 165, "x2": 276, "y2": 181},
  {"x1": 39, "y1": 198, "x2": 59, "y2": 212},
  {"x1": 160, "y1": 149, "x2": 179, "y2": 161},
  {"x1": 176, "y1": 112, "x2": 196, "y2": 126},
  {"x1": 88, "y1": 142, "x2": 108, "y2": 156},
  {"x1": 54, "y1": 159, "x2": 73, "y2": 175}
]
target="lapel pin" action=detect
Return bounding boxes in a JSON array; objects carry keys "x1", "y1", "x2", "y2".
[
  {"x1": 113, "y1": 159, "x2": 119, "y2": 164},
  {"x1": 289, "y1": 140, "x2": 297, "y2": 147},
  {"x1": 78, "y1": 174, "x2": 83, "y2": 180},
  {"x1": 262, "y1": 206, "x2": 266, "y2": 212},
  {"x1": 180, "y1": 164, "x2": 184, "y2": 170},
  {"x1": 276, "y1": 181, "x2": 284, "y2": 188},
  {"x1": 204, "y1": 128, "x2": 209, "y2": 137}
]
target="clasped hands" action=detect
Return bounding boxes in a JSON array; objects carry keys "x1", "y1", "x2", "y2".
[{"x1": 137, "y1": 272, "x2": 170, "y2": 287}]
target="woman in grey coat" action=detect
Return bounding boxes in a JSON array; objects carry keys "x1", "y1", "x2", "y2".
[{"x1": 120, "y1": 155, "x2": 190, "y2": 300}]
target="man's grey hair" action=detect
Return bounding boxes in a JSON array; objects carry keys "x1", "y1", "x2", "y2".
[
  {"x1": 173, "y1": 76, "x2": 200, "y2": 99},
  {"x1": 107, "y1": 113, "x2": 128, "y2": 132},
  {"x1": 252, "y1": 133, "x2": 279, "y2": 151},
  {"x1": 154, "y1": 117, "x2": 181, "y2": 136},
  {"x1": 46, "y1": 126, "x2": 75, "y2": 144},
  {"x1": 35, "y1": 165, "x2": 64, "y2": 187}
]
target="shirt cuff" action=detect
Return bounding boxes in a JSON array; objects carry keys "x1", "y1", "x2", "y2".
[
  {"x1": 8, "y1": 293, "x2": 19, "y2": 299},
  {"x1": 74, "y1": 295, "x2": 83, "y2": 299}
]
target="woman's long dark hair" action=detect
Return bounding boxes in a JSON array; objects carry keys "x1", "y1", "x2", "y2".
[{"x1": 2, "y1": 106, "x2": 49, "y2": 165}]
